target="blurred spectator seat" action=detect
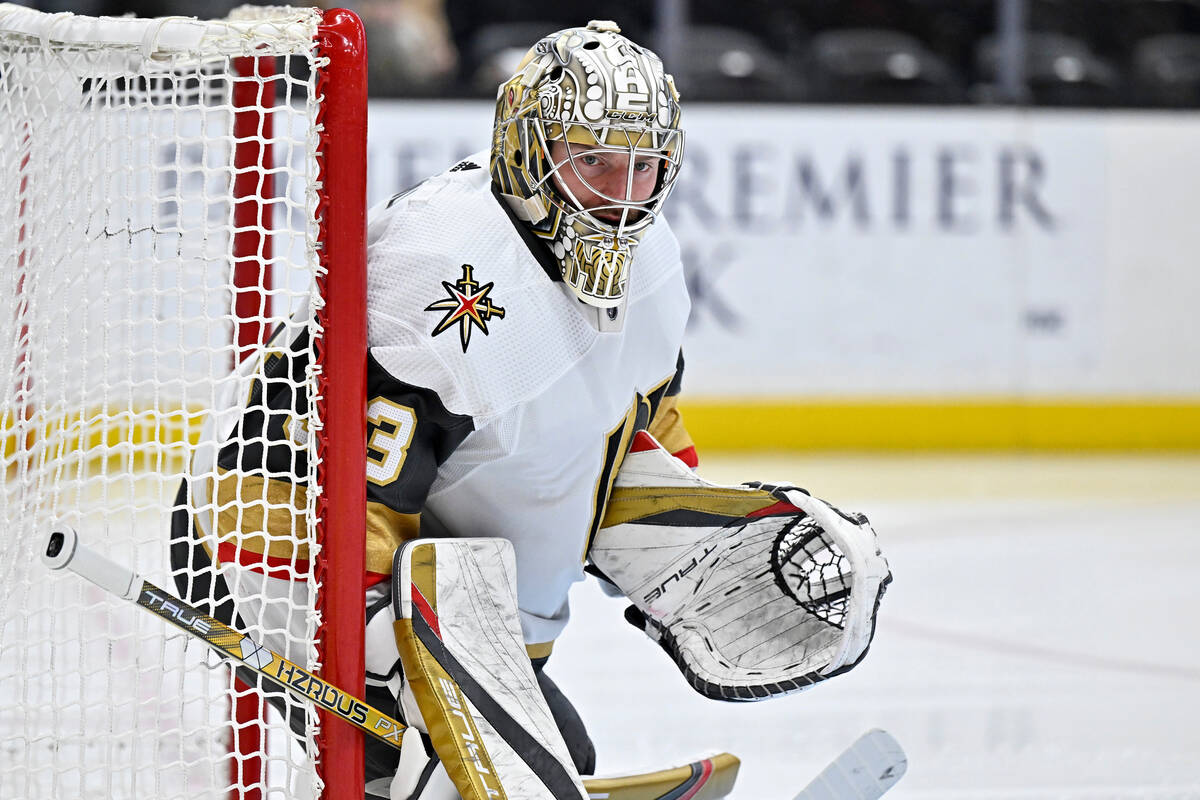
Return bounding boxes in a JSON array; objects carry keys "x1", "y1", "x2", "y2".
[
  {"x1": 1132, "y1": 33, "x2": 1200, "y2": 107},
  {"x1": 975, "y1": 31, "x2": 1122, "y2": 106},
  {"x1": 34, "y1": 0, "x2": 123, "y2": 13},
  {"x1": 466, "y1": 21, "x2": 565, "y2": 95},
  {"x1": 348, "y1": 0, "x2": 458, "y2": 97},
  {"x1": 468, "y1": 21, "x2": 791, "y2": 101},
  {"x1": 804, "y1": 28, "x2": 965, "y2": 104},
  {"x1": 673, "y1": 24, "x2": 793, "y2": 101},
  {"x1": 119, "y1": 0, "x2": 241, "y2": 18}
]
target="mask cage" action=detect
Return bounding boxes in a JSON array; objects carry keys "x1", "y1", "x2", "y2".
[{"x1": 527, "y1": 116, "x2": 684, "y2": 239}]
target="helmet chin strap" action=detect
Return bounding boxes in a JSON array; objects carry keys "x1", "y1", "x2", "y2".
[{"x1": 498, "y1": 191, "x2": 548, "y2": 224}]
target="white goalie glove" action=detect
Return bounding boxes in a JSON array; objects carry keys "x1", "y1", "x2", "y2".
[{"x1": 588, "y1": 432, "x2": 891, "y2": 701}]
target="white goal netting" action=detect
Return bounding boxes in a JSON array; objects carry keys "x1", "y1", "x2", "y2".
[{"x1": 0, "y1": 5, "x2": 354, "y2": 798}]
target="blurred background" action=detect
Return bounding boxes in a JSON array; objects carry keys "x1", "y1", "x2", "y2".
[
  {"x1": 20, "y1": 0, "x2": 1196, "y2": 452},
  {"x1": 19, "y1": 0, "x2": 1200, "y2": 107}
]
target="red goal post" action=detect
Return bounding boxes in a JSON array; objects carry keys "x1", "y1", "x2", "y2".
[{"x1": 0, "y1": 6, "x2": 367, "y2": 799}]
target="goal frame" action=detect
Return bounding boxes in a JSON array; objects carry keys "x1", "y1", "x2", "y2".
[
  {"x1": 308, "y1": 9, "x2": 368, "y2": 800},
  {"x1": 226, "y1": 10, "x2": 370, "y2": 798}
]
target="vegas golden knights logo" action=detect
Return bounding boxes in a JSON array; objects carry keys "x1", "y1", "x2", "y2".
[{"x1": 425, "y1": 264, "x2": 505, "y2": 352}]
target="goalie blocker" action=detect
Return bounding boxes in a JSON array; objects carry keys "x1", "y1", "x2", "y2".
[{"x1": 589, "y1": 431, "x2": 891, "y2": 701}]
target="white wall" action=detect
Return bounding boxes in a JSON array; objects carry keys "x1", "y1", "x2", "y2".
[{"x1": 365, "y1": 102, "x2": 1200, "y2": 399}]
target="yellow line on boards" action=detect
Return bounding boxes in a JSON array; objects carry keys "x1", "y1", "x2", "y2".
[
  {"x1": 679, "y1": 398, "x2": 1200, "y2": 451},
  {"x1": 1, "y1": 405, "x2": 203, "y2": 461},
  {"x1": 6, "y1": 399, "x2": 1200, "y2": 457}
]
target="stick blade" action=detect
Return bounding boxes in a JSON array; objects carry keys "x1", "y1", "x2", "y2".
[
  {"x1": 792, "y1": 729, "x2": 907, "y2": 800},
  {"x1": 584, "y1": 752, "x2": 740, "y2": 800}
]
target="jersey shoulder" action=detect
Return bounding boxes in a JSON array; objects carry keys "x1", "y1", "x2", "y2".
[
  {"x1": 628, "y1": 213, "x2": 683, "y2": 300},
  {"x1": 366, "y1": 154, "x2": 598, "y2": 421}
]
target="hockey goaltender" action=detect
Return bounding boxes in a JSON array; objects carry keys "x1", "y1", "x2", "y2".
[{"x1": 170, "y1": 20, "x2": 892, "y2": 800}]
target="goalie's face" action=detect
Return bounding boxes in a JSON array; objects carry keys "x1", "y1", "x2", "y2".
[{"x1": 547, "y1": 140, "x2": 663, "y2": 226}]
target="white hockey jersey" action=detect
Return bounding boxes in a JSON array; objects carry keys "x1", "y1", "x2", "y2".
[
  {"x1": 364, "y1": 153, "x2": 691, "y2": 646},
  {"x1": 192, "y1": 153, "x2": 694, "y2": 652}
]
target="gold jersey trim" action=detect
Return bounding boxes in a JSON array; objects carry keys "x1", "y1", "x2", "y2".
[
  {"x1": 646, "y1": 394, "x2": 693, "y2": 457},
  {"x1": 208, "y1": 466, "x2": 417, "y2": 577},
  {"x1": 601, "y1": 485, "x2": 778, "y2": 529},
  {"x1": 212, "y1": 466, "x2": 310, "y2": 560},
  {"x1": 524, "y1": 641, "x2": 554, "y2": 660}
]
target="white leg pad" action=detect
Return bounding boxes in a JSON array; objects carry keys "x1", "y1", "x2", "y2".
[{"x1": 392, "y1": 538, "x2": 587, "y2": 800}]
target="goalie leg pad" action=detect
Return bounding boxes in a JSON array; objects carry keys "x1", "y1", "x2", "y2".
[{"x1": 392, "y1": 538, "x2": 587, "y2": 800}]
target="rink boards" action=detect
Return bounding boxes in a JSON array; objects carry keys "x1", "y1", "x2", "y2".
[{"x1": 362, "y1": 102, "x2": 1200, "y2": 450}]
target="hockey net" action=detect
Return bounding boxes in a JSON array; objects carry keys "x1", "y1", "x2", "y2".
[{"x1": 0, "y1": 5, "x2": 366, "y2": 799}]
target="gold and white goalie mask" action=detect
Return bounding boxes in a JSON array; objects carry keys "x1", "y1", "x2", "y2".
[{"x1": 490, "y1": 20, "x2": 684, "y2": 308}]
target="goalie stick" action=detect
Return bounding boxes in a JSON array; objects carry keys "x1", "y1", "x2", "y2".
[
  {"x1": 40, "y1": 525, "x2": 737, "y2": 800},
  {"x1": 41, "y1": 526, "x2": 904, "y2": 800},
  {"x1": 41, "y1": 525, "x2": 408, "y2": 749},
  {"x1": 791, "y1": 729, "x2": 907, "y2": 800}
]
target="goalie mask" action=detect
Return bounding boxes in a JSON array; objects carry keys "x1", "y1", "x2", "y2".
[{"x1": 490, "y1": 20, "x2": 684, "y2": 308}]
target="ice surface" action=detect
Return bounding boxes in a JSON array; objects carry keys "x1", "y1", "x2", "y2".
[{"x1": 551, "y1": 454, "x2": 1200, "y2": 799}]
